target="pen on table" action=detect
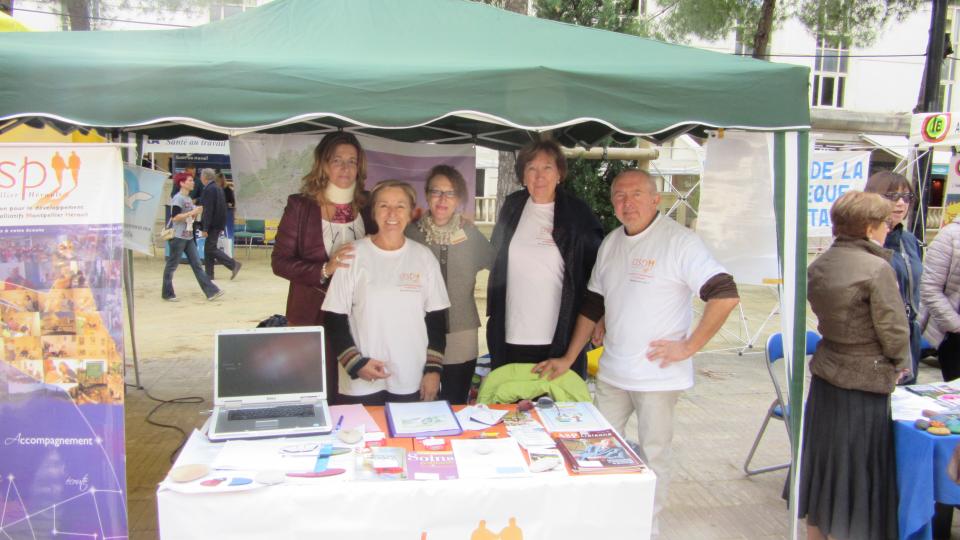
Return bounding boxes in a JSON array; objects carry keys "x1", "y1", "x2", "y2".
[{"x1": 334, "y1": 415, "x2": 344, "y2": 433}]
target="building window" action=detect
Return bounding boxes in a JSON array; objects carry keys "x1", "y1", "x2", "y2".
[
  {"x1": 209, "y1": 1, "x2": 258, "y2": 22},
  {"x1": 734, "y1": 27, "x2": 753, "y2": 57},
  {"x1": 811, "y1": 35, "x2": 848, "y2": 108}
]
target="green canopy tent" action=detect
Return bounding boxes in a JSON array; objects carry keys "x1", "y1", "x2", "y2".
[{"x1": 0, "y1": 0, "x2": 811, "y2": 531}]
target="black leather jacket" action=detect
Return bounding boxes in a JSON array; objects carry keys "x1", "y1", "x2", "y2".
[{"x1": 486, "y1": 188, "x2": 603, "y2": 377}]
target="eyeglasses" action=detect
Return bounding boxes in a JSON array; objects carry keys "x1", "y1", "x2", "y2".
[
  {"x1": 427, "y1": 189, "x2": 457, "y2": 200},
  {"x1": 329, "y1": 158, "x2": 358, "y2": 169},
  {"x1": 882, "y1": 192, "x2": 915, "y2": 203}
]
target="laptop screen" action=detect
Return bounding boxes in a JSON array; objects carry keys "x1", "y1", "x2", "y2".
[{"x1": 217, "y1": 329, "x2": 325, "y2": 399}]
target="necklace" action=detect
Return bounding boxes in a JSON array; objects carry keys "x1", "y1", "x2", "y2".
[{"x1": 417, "y1": 213, "x2": 462, "y2": 245}]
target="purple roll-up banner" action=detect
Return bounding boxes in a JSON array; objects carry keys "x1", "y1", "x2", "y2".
[{"x1": 0, "y1": 144, "x2": 127, "y2": 539}]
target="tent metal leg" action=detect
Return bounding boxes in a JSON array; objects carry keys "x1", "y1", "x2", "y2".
[{"x1": 123, "y1": 248, "x2": 142, "y2": 389}]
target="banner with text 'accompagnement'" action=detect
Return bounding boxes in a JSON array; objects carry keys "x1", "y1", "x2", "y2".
[
  {"x1": 807, "y1": 151, "x2": 870, "y2": 237},
  {"x1": 230, "y1": 133, "x2": 476, "y2": 221},
  {"x1": 0, "y1": 144, "x2": 127, "y2": 540},
  {"x1": 123, "y1": 164, "x2": 167, "y2": 255}
]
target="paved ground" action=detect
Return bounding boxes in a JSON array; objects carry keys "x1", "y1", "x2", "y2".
[{"x1": 122, "y1": 248, "x2": 948, "y2": 539}]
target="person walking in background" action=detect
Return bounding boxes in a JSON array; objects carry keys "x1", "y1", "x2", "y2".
[
  {"x1": 272, "y1": 132, "x2": 373, "y2": 405},
  {"x1": 406, "y1": 165, "x2": 494, "y2": 404},
  {"x1": 162, "y1": 174, "x2": 223, "y2": 302},
  {"x1": 215, "y1": 172, "x2": 237, "y2": 239},
  {"x1": 796, "y1": 190, "x2": 909, "y2": 540},
  {"x1": 865, "y1": 171, "x2": 922, "y2": 384},
  {"x1": 199, "y1": 168, "x2": 241, "y2": 281},
  {"x1": 486, "y1": 140, "x2": 603, "y2": 378}
]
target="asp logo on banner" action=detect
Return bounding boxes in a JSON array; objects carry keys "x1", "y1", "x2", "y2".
[
  {"x1": 0, "y1": 150, "x2": 86, "y2": 206},
  {"x1": 0, "y1": 145, "x2": 122, "y2": 226}
]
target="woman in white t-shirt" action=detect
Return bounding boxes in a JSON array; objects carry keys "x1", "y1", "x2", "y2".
[
  {"x1": 322, "y1": 180, "x2": 450, "y2": 406},
  {"x1": 486, "y1": 140, "x2": 603, "y2": 377}
]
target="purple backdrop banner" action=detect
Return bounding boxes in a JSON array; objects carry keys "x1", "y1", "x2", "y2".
[
  {"x1": 229, "y1": 133, "x2": 476, "y2": 221},
  {"x1": 0, "y1": 144, "x2": 127, "y2": 539}
]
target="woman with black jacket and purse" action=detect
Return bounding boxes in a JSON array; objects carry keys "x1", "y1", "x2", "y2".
[{"x1": 486, "y1": 140, "x2": 603, "y2": 378}]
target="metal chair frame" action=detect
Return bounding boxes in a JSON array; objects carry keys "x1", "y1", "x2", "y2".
[{"x1": 743, "y1": 330, "x2": 821, "y2": 476}]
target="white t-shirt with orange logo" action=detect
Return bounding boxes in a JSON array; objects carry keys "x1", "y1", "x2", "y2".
[
  {"x1": 506, "y1": 199, "x2": 564, "y2": 344},
  {"x1": 590, "y1": 214, "x2": 727, "y2": 392},
  {"x1": 323, "y1": 237, "x2": 450, "y2": 396}
]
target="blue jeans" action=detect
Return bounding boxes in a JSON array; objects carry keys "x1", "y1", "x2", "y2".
[{"x1": 162, "y1": 237, "x2": 220, "y2": 299}]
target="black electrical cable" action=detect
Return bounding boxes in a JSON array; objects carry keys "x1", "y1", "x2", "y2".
[
  {"x1": 13, "y1": 6, "x2": 191, "y2": 28},
  {"x1": 127, "y1": 382, "x2": 204, "y2": 463}
]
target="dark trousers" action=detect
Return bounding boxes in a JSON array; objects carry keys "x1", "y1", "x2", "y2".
[
  {"x1": 338, "y1": 390, "x2": 420, "y2": 407},
  {"x1": 203, "y1": 228, "x2": 237, "y2": 278},
  {"x1": 162, "y1": 237, "x2": 219, "y2": 299},
  {"x1": 939, "y1": 332, "x2": 960, "y2": 382},
  {"x1": 439, "y1": 359, "x2": 477, "y2": 405}
]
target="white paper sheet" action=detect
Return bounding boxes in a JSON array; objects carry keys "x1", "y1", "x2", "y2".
[{"x1": 451, "y1": 438, "x2": 530, "y2": 479}]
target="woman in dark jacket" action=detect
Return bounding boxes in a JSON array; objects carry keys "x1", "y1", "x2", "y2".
[
  {"x1": 864, "y1": 170, "x2": 922, "y2": 384},
  {"x1": 796, "y1": 190, "x2": 910, "y2": 540},
  {"x1": 271, "y1": 132, "x2": 371, "y2": 404},
  {"x1": 486, "y1": 140, "x2": 603, "y2": 377}
]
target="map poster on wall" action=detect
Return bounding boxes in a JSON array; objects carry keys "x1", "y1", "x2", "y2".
[{"x1": 0, "y1": 144, "x2": 127, "y2": 540}]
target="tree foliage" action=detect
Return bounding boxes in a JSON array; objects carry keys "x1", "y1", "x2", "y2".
[
  {"x1": 660, "y1": 0, "x2": 923, "y2": 51},
  {"x1": 534, "y1": 0, "x2": 653, "y2": 36}
]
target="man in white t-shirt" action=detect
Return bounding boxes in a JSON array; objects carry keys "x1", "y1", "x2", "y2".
[{"x1": 534, "y1": 169, "x2": 739, "y2": 529}]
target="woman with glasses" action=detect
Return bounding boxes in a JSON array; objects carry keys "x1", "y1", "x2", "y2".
[
  {"x1": 486, "y1": 140, "x2": 603, "y2": 378},
  {"x1": 864, "y1": 171, "x2": 922, "y2": 384},
  {"x1": 323, "y1": 180, "x2": 450, "y2": 405},
  {"x1": 272, "y1": 132, "x2": 372, "y2": 404},
  {"x1": 406, "y1": 165, "x2": 494, "y2": 404}
]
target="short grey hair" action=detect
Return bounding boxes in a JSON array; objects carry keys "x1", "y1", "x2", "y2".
[
  {"x1": 200, "y1": 168, "x2": 217, "y2": 183},
  {"x1": 611, "y1": 168, "x2": 657, "y2": 195}
]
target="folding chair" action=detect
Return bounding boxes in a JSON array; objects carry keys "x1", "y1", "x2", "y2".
[
  {"x1": 233, "y1": 219, "x2": 265, "y2": 257},
  {"x1": 743, "y1": 330, "x2": 821, "y2": 476}
]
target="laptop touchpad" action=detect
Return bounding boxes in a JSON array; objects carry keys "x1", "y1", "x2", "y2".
[{"x1": 255, "y1": 419, "x2": 279, "y2": 429}]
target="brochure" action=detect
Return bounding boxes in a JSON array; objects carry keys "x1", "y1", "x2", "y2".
[
  {"x1": 553, "y1": 429, "x2": 646, "y2": 474},
  {"x1": 536, "y1": 401, "x2": 611, "y2": 433},
  {"x1": 451, "y1": 438, "x2": 530, "y2": 479},
  {"x1": 385, "y1": 400, "x2": 463, "y2": 438},
  {"x1": 406, "y1": 451, "x2": 459, "y2": 480}
]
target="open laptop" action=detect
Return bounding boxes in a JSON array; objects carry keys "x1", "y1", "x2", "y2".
[{"x1": 208, "y1": 326, "x2": 332, "y2": 442}]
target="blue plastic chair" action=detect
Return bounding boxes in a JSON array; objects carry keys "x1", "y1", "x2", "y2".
[{"x1": 743, "y1": 330, "x2": 821, "y2": 476}]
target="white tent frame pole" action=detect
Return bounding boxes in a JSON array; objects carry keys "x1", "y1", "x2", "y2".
[{"x1": 774, "y1": 130, "x2": 809, "y2": 540}]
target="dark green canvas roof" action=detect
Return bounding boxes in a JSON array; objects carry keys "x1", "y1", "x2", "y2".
[{"x1": 0, "y1": 0, "x2": 810, "y2": 147}]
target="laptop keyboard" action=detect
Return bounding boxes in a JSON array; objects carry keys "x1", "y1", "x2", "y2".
[{"x1": 228, "y1": 404, "x2": 315, "y2": 421}]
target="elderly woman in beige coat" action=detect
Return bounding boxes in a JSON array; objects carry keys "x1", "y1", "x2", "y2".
[
  {"x1": 921, "y1": 214, "x2": 960, "y2": 382},
  {"x1": 795, "y1": 190, "x2": 910, "y2": 540}
]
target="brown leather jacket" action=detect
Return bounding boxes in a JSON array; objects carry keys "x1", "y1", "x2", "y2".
[
  {"x1": 271, "y1": 194, "x2": 332, "y2": 326},
  {"x1": 808, "y1": 237, "x2": 911, "y2": 394}
]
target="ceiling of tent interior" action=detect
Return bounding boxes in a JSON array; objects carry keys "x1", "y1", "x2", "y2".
[{"x1": 0, "y1": 0, "x2": 810, "y2": 150}]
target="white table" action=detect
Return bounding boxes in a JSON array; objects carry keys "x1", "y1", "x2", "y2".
[{"x1": 157, "y1": 412, "x2": 656, "y2": 539}]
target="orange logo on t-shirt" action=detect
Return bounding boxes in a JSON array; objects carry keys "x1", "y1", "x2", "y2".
[
  {"x1": 629, "y1": 258, "x2": 656, "y2": 283},
  {"x1": 399, "y1": 272, "x2": 422, "y2": 291}
]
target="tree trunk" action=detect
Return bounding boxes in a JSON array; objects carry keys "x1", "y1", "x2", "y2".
[
  {"x1": 61, "y1": 0, "x2": 91, "y2": 31},
  {"x1": 496, "y1": 150, "x2": 520, "y2": 220},
  {"x1": 751, "y1": 0, "x2": 776, "y2": 59}
]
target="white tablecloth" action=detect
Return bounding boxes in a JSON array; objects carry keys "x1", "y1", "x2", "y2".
[{"x1": 157, "y1": 428, "x2": 656, "y2": 539}]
